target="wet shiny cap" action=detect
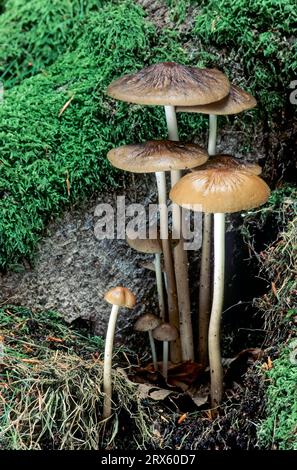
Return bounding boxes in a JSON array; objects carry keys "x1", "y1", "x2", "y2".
[
  {"x1": 107, "y1": 140, "x2": 208, "y2": 173},
  {"x1": 170, "y1": 168, "x2": 270, "y2": 214},
  {"x1": 193, "y1": 154, "x2": 262, "y2": 175},
  {"x1": 152, "y1": 323, "x2": 178, "y2": 342},
  {"x1": 134, "y1": 313, "x2": 161, "y2": 332},
  {"x1": 177, "y1": 84, "x2": 256, "y2": 115},
  {"x1": 104, "y1": 287, "x2": 136, "y2": 308},
  {"x1": 107, "y1": 62, "x2": 230, "y2": 106}
]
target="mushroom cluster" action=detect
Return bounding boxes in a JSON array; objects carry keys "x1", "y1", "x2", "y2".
[{"x1": 102, "y1": 61, "x2": 270, "y2": 418}]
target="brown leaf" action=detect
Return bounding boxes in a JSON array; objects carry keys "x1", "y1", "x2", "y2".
[
  {"x1": 167, "y1": 361, "x2": 204, "y2": 389},
  {"x1": 177, "y1": 413, "x2": 188, "y2": 425},
  {"x1": 271, "y1": 282, "x2": 278, "y2": 298},
  {"x1": 46, "y1": 336, "x2": 64, "y2": 343},
  {"x1": 137, "y1": 384, "x2": 175, "y2": 401}
]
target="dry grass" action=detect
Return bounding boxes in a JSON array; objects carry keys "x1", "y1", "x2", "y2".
[{"x1": 0, "y1": 307, "x2": 151, "y2": 449}]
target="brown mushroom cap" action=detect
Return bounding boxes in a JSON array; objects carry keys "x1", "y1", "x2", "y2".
[
  {"x1": 193, "y1": 154, "x2": 262, "y2": 176},
  {"x1": 134, "y1": 313, "x2": 162, "y2": 332},
  {"x1": 104, "y1": 287, "x2": 136, "y2": 308},
  {"x1": 152, "y1": 323, "x2": 178, "y2": 342},
  {"x1": 107, "y1": 140, "x2": 208, "y2": 173},
  {"x1": 177, "y1": 84, "x2": 256, "y2": 115},
  {"x1": 169, "y1": 168, "x2": 270, "y2": 214},
  {"x1": 107, "y1": 62, "x2": 230, "y2": 106}
]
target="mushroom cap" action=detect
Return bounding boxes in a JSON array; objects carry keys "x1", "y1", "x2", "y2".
[
  {"x1": 107, "y1": 140, "x2": 208, "y2": 173},
  {"x1": 193, "y1": 154, "x2": 262, "y2": 176},
  {"x1": 104, "y1": 287, "x2": 136, "y2": 308},
  {"x1": 152, "y1": 323, "x2": 178, "y2": 342},
  {"x1": 169, "y1": 168, "x2": 270, "y2": 214},
  {"x1": 134, "y1": 313, "x2": 161, "y2": 332},
  {"x1": 127, "y1": 234, "x2": 162, "y2": 254},
  {"x1": 177, "y1": 84, "x2": 256, "y2": 115},
  {"x1": 107, "y1": 62, "x2": 230, "y2": 106}
]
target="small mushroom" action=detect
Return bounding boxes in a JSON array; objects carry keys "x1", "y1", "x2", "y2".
[
  {"x1": 170, "y1": 168, "x2": 270, "y2": 407},
  {"x1": 153, "y1": 322, "x2": 179, "y2": 381},
  {"x1": 103, "y1": 286, "x2": 136, "y2": 419},
  {"x1": 134, "y1": 313, "x2": 161, "y2": 370},
  {"x1": 191, "y1": 154, "x2": 262, "y2": 366},
  {"x1": 127, "y1": 234, "x2": 166, "y2": 320}
]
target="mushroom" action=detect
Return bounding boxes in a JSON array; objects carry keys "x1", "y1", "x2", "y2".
[
  {"x1": 103, "y1": 286, "x2": 136, "y2": 419},
  {"x1": 191, "y1": 154, "x2": 262, "y2": 366},
  {"x1": 127, "y1": 234, "x2": 166, "y2": 320},
  {"x1": 107, "y1": 62, "x2": 228, "y2": 364},
  {"x1": 177, "y1": 84, "x2": 257, "y2": 368},
  {"x1": 108, "y1": 139, "x2": 208, "y2": 362},
  {"x1": 170, "y1": 167, "x2": 270, "y2": 407},
  {"x1": 152, "y1": 322, "x2": 179, "y2": 381},
  {"x1": 134, "y1": 313, "x2": 161, "y2": 370}
]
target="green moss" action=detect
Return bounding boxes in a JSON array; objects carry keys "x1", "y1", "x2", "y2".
[
  {"x1": 0, "y1": 0, "x2": 105, "y2": 88},
  {"x1": 0, "y1": 1, "x2": 204, "y2": 269},
  {"x1": 193, "y1": 0, "x2": 297, "y2": 116},
  {"x1": 258, "y1": 347, "x2": 297, "y2": 450}
]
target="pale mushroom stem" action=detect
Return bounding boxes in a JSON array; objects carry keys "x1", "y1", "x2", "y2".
[
  {"x1": 198, "y1": 212, "x2": 212, "y2": 366},
  {"x1": 103, "y1": 304, "x2": 120, "y2": 419},
  {"x1": 164, "y1": 105, "x2": 194, "y2": 362},
  {"x1": 163, "y1": 340, "x2": 169, "y2": 381},
  {"x1": 154, "y1": 253, "x2": 166, "y2": 321},
  {"x1": 198, "y1": 113, "x2": 217, "y2": 365},
  {"x1": 155, "y1": 171, "x2": 181, "y2": 363},
  {"x1": 208, "y1": 212, "x2": 225, "y2": 408},
  {"x1": 148, "y1": 330, "x2": 158, "y2": 371}
]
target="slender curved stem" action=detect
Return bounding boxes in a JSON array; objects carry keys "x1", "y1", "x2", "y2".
[
  {"x1": 198, "y1": 212, "x2": 212, "y2": 367},
  {"x1": 155, "y1": 171, "x2": 181, "y2": 363},
  {"x1": 208, "y1": 213, "x2": 225, "y2": 408},
  {"x1": 164, "y1": 105, "x2": 194, "y2": 362},
  {"x1": 103, "y1": 304, "x2": 120, "y2": 419},
  {"x1": 198, "y1": 114, "x2": 217, "y2": 364},
  {"x1": 154, "y1": 253, "x2": 166, "y2": 321},
  {"x1": 148, "y1": 330, "x2": 158, "y2": 371},
  {"x1": 163, "y1": 341, "x2": 169, "y2": 381}
]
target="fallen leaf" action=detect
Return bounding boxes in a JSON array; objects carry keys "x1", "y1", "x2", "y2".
[
  {"x1": 150, "y1": 389, "x2": 173, "y2": 401},
  {"x1": 46, "y1": 336, "x2": 64, "y2": 343},
  {"x1": 187, "y1": 385, "x2": 209, "y2": 408},
  {"x1": 271, "y1": 282, "x2": 278, "y2": 298},
  {"x1": 137, "y1": 383, "x2": 175, "y2": 401},
  {"x1": 177, "y1": 413, "x2": 188, "y2": 425}
]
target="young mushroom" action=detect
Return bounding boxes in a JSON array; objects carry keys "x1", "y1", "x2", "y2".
[
  {"x1": 108, "y1": 140, "x2": 208, "y2": 362},
  {"x1": 170, "y1": 168, "x2": 270, "y2": 407},
  {"x1": 134, "y1": 313, "x2": 161, "y2": 370},
  {"x1": 107, "y1": 62, "x2": 228, "y2": 364},
  {"x1": 103, "y1": 286, "x2": 136, "y2": 419},
  {"x1": 177, "y1": 84, "x2": 257, "y2": 368},
  {"x1": 152, "y1": 322, "x2": 179, "y2": 381}
]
